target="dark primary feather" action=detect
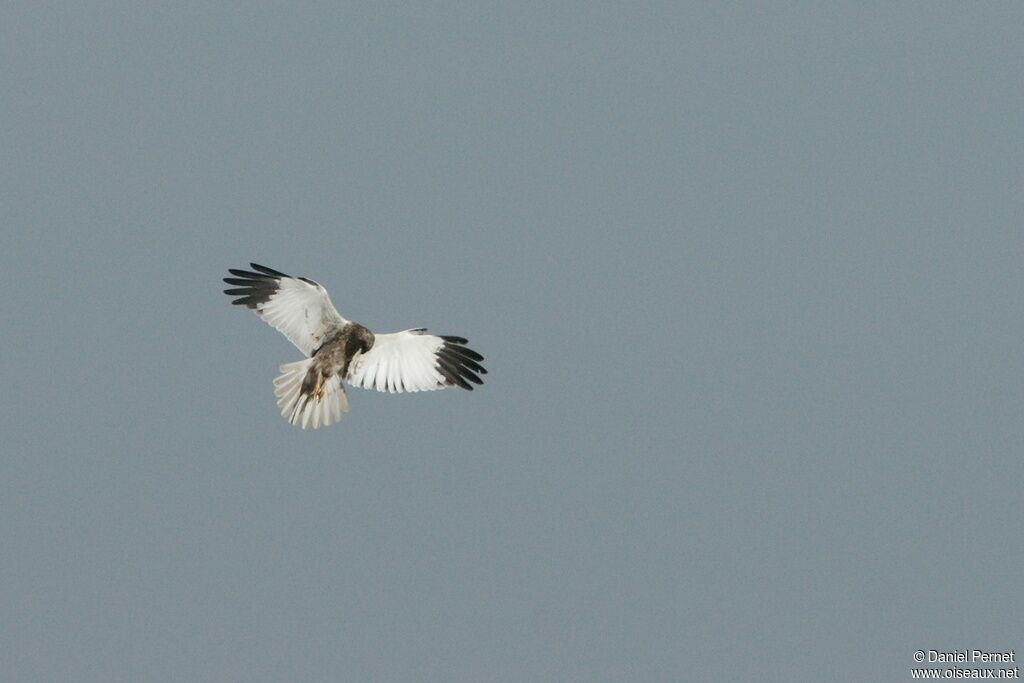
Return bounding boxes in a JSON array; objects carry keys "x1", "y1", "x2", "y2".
[
  {"x1": 446, "y1": 352, "x2": 486, "y2": 376},
  {"x1": 228, "y1": 268, "x2": 270, "y2": 280},
  {"x1": 437, "y1": 358, "x2": 472, "y2": 390},
  {"x1": 249, "y1": 263, "x2": 289, "y2": 278},
  {"x1": 223, "y1": 264, "x2": 290, "y2": 308},
  {"x1": 444, "y1": 343, "x2": 485, "y2": 363},
  {"x1": 435, "y1": 338, "x2": 486, "y2": 390}
]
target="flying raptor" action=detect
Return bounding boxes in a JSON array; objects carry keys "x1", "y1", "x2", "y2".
[{"x1": 223, "y1": 263, "x2": 486, "y2": 429}]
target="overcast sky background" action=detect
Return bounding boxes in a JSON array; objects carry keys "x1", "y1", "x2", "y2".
[{"x1": 2, "y1": 3, "x2": 1022, "y2": 681}]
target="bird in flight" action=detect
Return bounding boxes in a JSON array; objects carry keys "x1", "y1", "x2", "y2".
[{"x1": 223, "y1": 263, "x2": 486, "y2": 429}]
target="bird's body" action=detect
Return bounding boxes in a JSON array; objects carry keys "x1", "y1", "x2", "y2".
[
  {"x1": 308, "y1": 322, "x2": 376, "y2": 388},
  {"x1": 224, "y1": 263, "x2": 486, "y2": 429}
]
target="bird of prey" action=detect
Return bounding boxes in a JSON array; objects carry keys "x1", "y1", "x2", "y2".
[{"x1": 223, "y1": 263, "x2": 486, "y2": 429}]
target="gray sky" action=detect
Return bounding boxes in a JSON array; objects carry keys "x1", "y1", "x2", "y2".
[{"x1": 2, "y1": 3, "x2": 1022, "y2": 681}]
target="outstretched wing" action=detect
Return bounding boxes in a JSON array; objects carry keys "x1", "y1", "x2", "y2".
[
  {"x1": 223, "y1": 263, "x2": 348, "y2": 357},
  {"x1": 345, "y1": 329, "x2": 486, "y2": 393}
]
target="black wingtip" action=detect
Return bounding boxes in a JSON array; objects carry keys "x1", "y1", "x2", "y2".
[
  {"x1": 250, "y1": 263, "x2": 289, "y2": 278},
  {"x1": 436, "y1": 339, "x2": 486, "y2": 390},
  {"x1": 444, "y1": 343, "x2": 484, "y2": 363},
  {"x1": 228, "y1": 268, "x2": 267, "y2": 280},
  {"x1": 438, "y1": 356, "x2": 474, "y2": 390},
  {"x1": 223, "y1": 265, "x2": 284, "y2": 307}
]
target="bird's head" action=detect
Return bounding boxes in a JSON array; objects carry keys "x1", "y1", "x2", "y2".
[{"x1": 355, "y1": 325, "x2": 376, "y2": 352}]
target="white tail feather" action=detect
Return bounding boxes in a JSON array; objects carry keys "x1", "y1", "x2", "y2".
[{"x1": 274, "y1": 359, "x2": 350, "y2": 430}]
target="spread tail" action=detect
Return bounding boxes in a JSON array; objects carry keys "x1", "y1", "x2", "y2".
[{"x1": 274, "y1": 359, "x2": 349, "y2": 429}]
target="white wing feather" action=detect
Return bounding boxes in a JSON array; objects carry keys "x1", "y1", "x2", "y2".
[
  {"x1": 225, "y1": 265, "x2": 348, "y2": 357},
  {"x1": 346, "y1": 330, "x2": 449, "y2": 393},
  {"x1": 257, "y1": 278, "x2": 346, "y2": 356}
]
